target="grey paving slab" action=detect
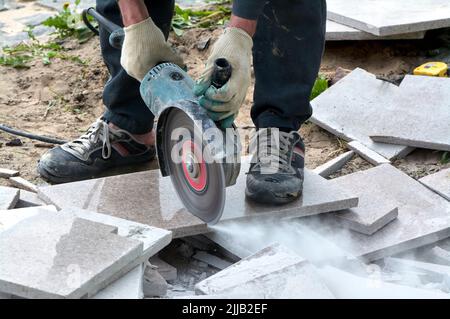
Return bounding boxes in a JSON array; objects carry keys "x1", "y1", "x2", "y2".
[
  {"x1": 0, "y1": 168, "x2": 19, "y2": 178},
  {"x1": 0, "y1": 186, "x2": 19, "y2": 210},
  {"x1": 348, "y1": 141, "x2": 390, "y2": 166},
  {"x1": 419, "y1": 168, "x2": 450, "y2": 201},
  {"x1": 38, "y1": 160, "x2": 358, "y2": 236},
  {"x1": 326, "y1": 20, "x2": 426, "y2": 41},
  {"x1": 0, "y1": 212, "x2": 143, "y2": 299},
  {"x1": 384, "y1": 257, "x2": 450, "y2": 283},
  {"x1": 327, "y1": 0, "x2": 450, "y2": 36},
  {"x1": 38, "y1": 170, "x2": 208, "y2": 238},
  {"x1": 370, "y1": 75, "x2": 450, "y2": 152},
  {"x1": 312, "y1": 151, "x2": 354, "y2": 178},
  {"x1": 310, "y1": 68, "x2": 413, "y2": 160},
  {"x1": 9, "y1": 177, "x2": 37, "y2": 193},
  {"x1": 0, "y1": 206, "x2": 58, "y2": 233},
  {"x1": 16, "y1": 13, "x2": 53, "y2": 27},
  {"x1": 149, "y1": 256, "x2": 177, "y2": 281},
  {"x1": 302, "y1": 164, "x2": 450, "y2": 262},
  {"x1": 92, "y1": 264, "x2": 144, "y2": 299},
  {"x1": 318, "y1": 266, "x2": 449, "y2": 299},
  {"x1": 195, "y1": 244, "x2": 335, "y2": 299},
  {"x1": 14, "y1": 190, "x2": 46, "y2": 208}
]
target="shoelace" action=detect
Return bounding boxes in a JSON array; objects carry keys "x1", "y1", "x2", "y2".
[
  {"x1": 65, "y1": 119, "x2": 113, "y2": 159},
  {"x1": 250, "y1": 129, "x2": 301, "y2": 174}
]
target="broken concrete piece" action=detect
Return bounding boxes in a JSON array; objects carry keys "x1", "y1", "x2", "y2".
[
  {"x1": 318, "y1": 266, "x2": 449, "y2": 299},
  {"x1": 303, "y1": 164, "x2": 450, "y2": 261},
  {"x1": 93, "y1": 264, "x2": 144, "y2": 299},
  {"x1": 312, "y1": 151, "x2": 354, "y2": 178},
  {"x1": 324, "y1": 205, "x2": 398, "y2": 236},
  {"x1": 195, "y1": 244, "x2": 335, "y2": 299},
  {"x1": 9, "y1": 177, "x2": 38, "y2": 193},
  {"x1": 38, "y1": 159, "x2": 358, "y2": 235},
  {"x1": 347, "y1": 141, "x2": 390, "y2": 166},
  {"x1": 149, "y1": 256, "x2": 177, "y2": 281},
  {"x1": 327, "y1": 0, "x2": 450, "y2": 36},
  {"x1": 143, "y1": 263, "x2": 168, "y2": 297},
  {"x1": 0, "y1": 212, "x2": 143, "y2": 299},
  {"x1": 419, "y1": 168, "x2": 450, "y2": 201},
  {"x1": 325, "y1": 20, "x2": 426, "y2": 41},
  {"x1": 193, "y1": 251, "x2": 233, "y2": 270},
  {"x1": 310, "y1": 68, "x2": 413, "y2": 160},
  {"x1": 0, "y1": 186, "x2": 19, "y2": 210},
  {"x1": 0, "y1": 168, "x2": 19, "y2": 178},
  {"x1": 14, "y1": 190, "x2": 46, "y2": 208},
  {"x1": 370, "y1": 75, "x2": 450, "y2": 152}
]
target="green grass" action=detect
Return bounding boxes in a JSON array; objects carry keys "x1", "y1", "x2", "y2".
[
  {"x1": 0, "y1": 1, "x2": 91, "y2": 69},
  {"x1": 310, "y1": 75, "x2": 329, "y2": 100},
  {"x1": 172, "y1": 3, "x2": 231, "y2": 36}
]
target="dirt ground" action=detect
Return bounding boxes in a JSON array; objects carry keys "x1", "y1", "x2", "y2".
[{"x1": 0, "y1": 26, "x2": 449, "y2": 187}]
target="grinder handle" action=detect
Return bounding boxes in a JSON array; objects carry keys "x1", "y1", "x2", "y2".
[
  {"x1": 211, "y1": 58, "x2": 232, "y2": 89},
  {"x1": 82, "y1": 7, "x2": 125, "y2": 49}
]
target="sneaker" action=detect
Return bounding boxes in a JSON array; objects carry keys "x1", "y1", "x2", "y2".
[
  {"x1": 245, "y1": 128, "x2": 305, "y2": 205},
  {"x1": 38, "y1": 119, "x2": 156, "y2": 183}
]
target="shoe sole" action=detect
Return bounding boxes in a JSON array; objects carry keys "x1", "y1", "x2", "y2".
[
  {"x1": 38, "y1": 153, "x2": 156, "y2": 184},
  {"x1": 245, "y1": 188, "x2": 302, "y2": 205}
]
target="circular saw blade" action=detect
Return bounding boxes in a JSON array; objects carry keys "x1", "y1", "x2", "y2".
[{"x1": 163, "y1": 109, "x2": 226, "y2": 224}]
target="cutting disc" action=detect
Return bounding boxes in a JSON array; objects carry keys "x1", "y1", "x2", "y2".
[{"x1": 163, "y1": 109, "x2": 226, "y2": 224}]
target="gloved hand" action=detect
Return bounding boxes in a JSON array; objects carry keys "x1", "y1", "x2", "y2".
[
  {"x1": 193, "y1": 27, "x2": 253, "y2": 128},
  {"x1": 121, "y1": 17, "x2": 184, "y2": 82}
]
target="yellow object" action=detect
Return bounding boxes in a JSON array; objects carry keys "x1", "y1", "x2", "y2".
[{"x1": 413, "y1": 62, "x2": 448, "y2": 77}]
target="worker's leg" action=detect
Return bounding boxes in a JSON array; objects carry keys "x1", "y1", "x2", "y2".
[
  {"x1": 37, "y1": 0, "x2": 175, "y2": 183},
  {"x1": 98, "y1": 0, "x2": 175, "y2": 134},
  {"x1": 246, "y1": 0, "x2": 326, "y2": 204},
  {"x1": 251, "y1": 0, "x2": 326, "y2": 131}
]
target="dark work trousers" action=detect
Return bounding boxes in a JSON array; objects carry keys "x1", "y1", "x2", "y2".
[{"x1": 97, "y1": 0, "x2": 326, "y2": 134}]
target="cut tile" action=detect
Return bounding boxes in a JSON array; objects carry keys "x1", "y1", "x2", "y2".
[
  {"x1": 327, "y1": 0, "x2": 450, "y2": 36},
  {"x1": 310, "y1": 68, "x2": 413, "y2": 160},
  {"x1": 326, "y1": 20, "x2": 426, "y2": 41},
  {"x1": 323, "y1": 206, "x2": 398, "y2": 236},
  {"x1": 384, "y1": 257, "x2": 450, "y2": 283},
  {"x1": 14, "y1": 190, "x2": 46, "y2": 208},
  {"x1": 348, "y1": 141, "x2": 390, "y2": 166},
  {"x1": 0, "y1": 206, "x2": 58, "y2": 233},
  {"x1": 419, "y1": 168, "x2": 450, "y2": 201},
  {"x1": 149, "y1": 256, "x2": 177, "y2": 281},
  {"x1": 370, "y1": 76, "x2": 450, "y2": 152},
  {"x1": 58, "y1": 207, "x2": 172, "y2": 296},
  {"x1": 38, "y1": 170, "x2": 207, "y2": 238},
  {"x1": 0, "y1": 186, "x2": 19, "y2": 210},
  {"x1": 0, "y1": 168, "x2": 19, "y2": 178},
  {"x1": 92, "y1": 264, "x2": 144, "y2": 299},
  {"x1": 318, "y1": 266, "x2": 449, "y2": 299},
  {"x1": 312, "y1": 151, "x2": 354, "y2": 178},
  {"x1": 0, "y1": 212, "x2": 143, "y2": 299},
  {"x1": 302, "y1": 164, "x2": 450, "y2": 261},
  {"x1": 38, "y1": 160, "x2": 358, "y2": 235},
  {"x1": 193, "y1": 251, "x2": 233, "y2": 270},
  {"x1": 9, "y1": 177, "x2": 38, "y2": 193},
  {"x1": 195, "y1": 244, "x2": 335, "y2": 299}
]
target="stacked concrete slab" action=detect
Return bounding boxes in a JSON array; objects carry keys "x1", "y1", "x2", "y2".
[{"x1": 0, "y1": 205, "x2": 171, "y2": 299}]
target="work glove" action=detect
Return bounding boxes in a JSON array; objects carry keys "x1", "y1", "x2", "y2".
[
  {"x1": 193, "y1": 27, "x2": 253, "y2": 128},
  {"x1": 120, "y1": 17, "x2": 184, "y2": 82}
]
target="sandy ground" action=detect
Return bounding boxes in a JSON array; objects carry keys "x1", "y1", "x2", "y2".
[{"x1": 0, "y1": 24, "x2": 449, "y2": 187}]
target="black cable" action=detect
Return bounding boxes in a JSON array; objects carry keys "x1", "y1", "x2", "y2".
[{"x1": 0, "y1": 124, "x2": 68, "y2": 145}]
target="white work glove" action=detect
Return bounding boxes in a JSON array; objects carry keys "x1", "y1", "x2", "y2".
[
  {"x1": 193, "y1": 27, "x2": 253, "y2": 128},
  {"x1": 120, "y1": 17, "x2": 184, "y2": 82}
]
